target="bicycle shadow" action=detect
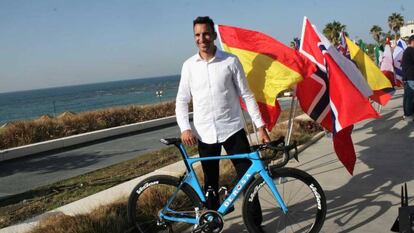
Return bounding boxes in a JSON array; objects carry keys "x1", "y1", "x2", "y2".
[
  {"x1": 222, "y1": 105, "x2": 413, "y2": 233},
  {"x1": 296, "y1": 106, "x2": 413, "y2": 232}
]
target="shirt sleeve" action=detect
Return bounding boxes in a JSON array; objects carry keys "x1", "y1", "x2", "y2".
[
  {"x1": 175, "y1": 62, "x2": 192, "y2": 132},
  {"x1": 231, "y1": 56, "x2": 265, "y2": 128}
]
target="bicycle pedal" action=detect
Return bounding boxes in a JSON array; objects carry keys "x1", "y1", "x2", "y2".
[{"x1": 191, "y1": 225, "x2": 205, "y2": 233}]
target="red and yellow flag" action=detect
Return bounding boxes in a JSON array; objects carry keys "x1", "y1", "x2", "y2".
[{"x1": 217, "y1": 25, "x2": 316, "y2": 130}]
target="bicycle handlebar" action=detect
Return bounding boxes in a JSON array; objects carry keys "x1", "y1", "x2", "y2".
[{"x1": 250, "y1": 136, "x2": 298, "y2": 168}]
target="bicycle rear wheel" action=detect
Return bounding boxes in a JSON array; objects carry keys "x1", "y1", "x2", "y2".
[
  {"x1": 243, "y1": 167, "x2": 326, "y2": 233},
  {"x1": 127, "y1": 175, "x2": 202, "y2": 233}
]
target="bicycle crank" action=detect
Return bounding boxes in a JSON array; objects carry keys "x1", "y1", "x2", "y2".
[{"x1": 192, "y1": 210, "x2": 224, "y2": 233}]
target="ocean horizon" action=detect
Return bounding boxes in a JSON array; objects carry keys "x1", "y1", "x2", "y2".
[{"x1": 0, "y1": 75, "x2": 180, "y2": 125}]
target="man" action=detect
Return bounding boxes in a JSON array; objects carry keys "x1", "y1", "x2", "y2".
[
  {"x1": 402, "y1": 35, "x2": 414, "y2": 122},
  {"x1": 175, "y1": 16, "x2": 270, "y2": 230}
]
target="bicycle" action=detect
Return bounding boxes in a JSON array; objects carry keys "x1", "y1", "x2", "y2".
[{"x1": 127, "y1": 136, "x2": 327, "y2": 233}]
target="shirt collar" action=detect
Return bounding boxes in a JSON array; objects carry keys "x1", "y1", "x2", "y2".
[{"x1": 195, "y1": 48, "x2": 224, "y2": 62}]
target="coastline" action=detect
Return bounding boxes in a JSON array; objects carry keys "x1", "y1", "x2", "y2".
[{"x1": 0, "y1": 75, "x2": 180, "y2": 125}]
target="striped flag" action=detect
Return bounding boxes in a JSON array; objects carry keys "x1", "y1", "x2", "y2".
[
  {"x1": 337, "y1": 31, "x2": 350, "y2": 59},
  {"x1": 380, "y1": 40, "x2": 399, "y2": 87},
  {"x1": 299, "y1": 17, "x2": 379, "y2": 174},
  {"x1": 216, "y1": 24, "x2": 316, "y2": 130},
  {"x1": 344, "y1": 35, "x2": 394, "y2": 106},
  {"x1": 393, "y1": 39, "x2": 407, "y2": 86}
]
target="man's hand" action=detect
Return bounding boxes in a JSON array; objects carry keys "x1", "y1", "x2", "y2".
[
  {"x1": 181, "y1": 130, "x2": 197, "y2": 146},
  {"x1": 257, "y1": 126, "x2": 271, "y2": 144}
]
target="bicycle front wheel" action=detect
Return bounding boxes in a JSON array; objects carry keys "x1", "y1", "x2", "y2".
[
  {"x1": 243, "y1": 167, "x2": 326, "y2": 233},
  {"x1": 127, "y1": 175, "x2": 202, "y2": 233}
]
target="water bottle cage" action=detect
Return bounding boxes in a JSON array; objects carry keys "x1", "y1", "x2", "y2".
[
  {"x1": 205, "y1": 187, "x2": 217, "y2": 197},
  {"x1": 218, "y1": 186, "x2": 228, "y2": 197}
]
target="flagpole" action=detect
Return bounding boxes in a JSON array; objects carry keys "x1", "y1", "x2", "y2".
[
  {"x1": 241, "y1": 110, "x2": 256, "y2": 145},
  {"x1": 286, "y1": 91, "x2": 297, "y2": 145}
]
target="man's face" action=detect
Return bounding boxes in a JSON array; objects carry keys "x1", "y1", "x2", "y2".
[{"x1": 193, "y1": 23, "x2": 216, "y2": 53}]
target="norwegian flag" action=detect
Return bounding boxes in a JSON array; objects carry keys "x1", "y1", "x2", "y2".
[
  {"x1": 297, "y1": 17, "x2": 379, "y2": 174},
  {"x1": 296, "y1": 67, "x2": 332, "y2": 131}
]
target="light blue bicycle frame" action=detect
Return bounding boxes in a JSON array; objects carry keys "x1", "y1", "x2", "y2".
[{"x1": 159, "y1": 144, "x2": 288, "y2": 225}]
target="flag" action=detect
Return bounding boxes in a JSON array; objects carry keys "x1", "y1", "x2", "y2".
[
  {"x1": 344, "y1": 36, "x2": 394, "y2": 106},
  {"x1": 322, "y1": 44, "x2": 379, "y2": 132},
  {"x1": 374, "y1": 45, "x2": 384, "y2": 66},
  {"x1": 298, "y1": 17, "x2": 379, "y2": 174},
  {"x1": 393, "y1": 39, "x2": 407, "y2": 86},
  {"x1": 337, "y1": 31, "x2": 350, "y2": 59},
  {"x1": 296, "y1": 67, "x2": 333, "y2": 131},
  {"x1": 216, "y1": 24, "x2": 316, "y2": 130},
  {"x1": 380, "y1": 39, "x2": 399, "y2": 87}
]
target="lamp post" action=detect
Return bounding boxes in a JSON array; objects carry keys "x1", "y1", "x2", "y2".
[
  {"x1": 155, "y1": 90, "x2": 163, "y2": 103},
  {"x1": 53, "y1": 100, "x2": 56, "y2": 117}
]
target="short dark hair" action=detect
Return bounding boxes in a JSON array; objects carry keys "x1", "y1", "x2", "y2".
[
  {"x1": 193, "y1": 16, "x2": 215, "y2": 32},
  {"x1": 409, "y1": 35, "x2": 414, "y2": 44}
]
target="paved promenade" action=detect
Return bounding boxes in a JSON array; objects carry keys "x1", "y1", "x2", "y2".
[{"x1": 222, "y1": 90, "x2": 413, "y2": 232}]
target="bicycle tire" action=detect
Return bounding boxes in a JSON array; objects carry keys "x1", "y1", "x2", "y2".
[
  {"x1": 242, "y1": 167, "x2": 326, "y2": 233},
  {"x1": 127, "y1": 175, "x2": 202, "y2": 233}
]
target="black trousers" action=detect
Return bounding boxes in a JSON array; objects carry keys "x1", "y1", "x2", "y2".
[{"x1": 198, "y1": 129, "x2": 262, "y2": 225}]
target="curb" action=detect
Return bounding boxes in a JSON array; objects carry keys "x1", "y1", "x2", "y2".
[{"x1": 0, "y1": 127, "x2": 325, "y2": 233}]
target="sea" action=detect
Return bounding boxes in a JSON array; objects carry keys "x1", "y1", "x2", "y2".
[{"x1": 0, "y1": 75, "x2": 180, "y2": 125}]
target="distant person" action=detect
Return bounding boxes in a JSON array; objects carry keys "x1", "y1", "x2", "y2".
[
  {"x1": 402, "y1": 35, "x2": 414, "y2": 122},
  {"x1": 175, "y1": 16, "x2": 270, "y2": 231}
]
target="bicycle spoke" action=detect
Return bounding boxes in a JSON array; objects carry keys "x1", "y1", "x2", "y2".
[
  {"x1": 242, "y1": 168, "x2": 326, "y2": 233},
  {"x1": 128, "y1": 175, "x2": 201, "y2": 233},
  {"x1": 285, "y1": 180, "x2": 306, "y2": 207},
  {"x1": 287, "y1": 211, "x2": 312, "y2": 232}
]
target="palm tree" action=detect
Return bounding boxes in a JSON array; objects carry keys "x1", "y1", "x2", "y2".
[
  {"x1": 289, "y1": 37, "x2": 300, "y2": 49},
  {"x1": 289, "y1": 40, "x2": 296, "y2": 49},
  {"x1": 370, "y1": 25, "x2": 383, "y2": 44},
  {"x1": 323, "y1": 21, "x2": 346, "y2": 46},
  {"x1": 387, "y1": 12, "x2": 404, "y2": 41}
]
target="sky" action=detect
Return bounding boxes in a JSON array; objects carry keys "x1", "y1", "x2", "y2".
[{"x1": 1, "y1": 0, "x2": 413, "y2": 93}]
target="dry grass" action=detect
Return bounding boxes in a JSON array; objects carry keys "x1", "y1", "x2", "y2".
[
  {"x1": 269, "y1": 120, "x2": 323, "y2": 145},
  {"x1": 30, "y1": 200, "x2": 131, "y2": 233},
  {"x1": 28, "y1": 161, "x2": 237, "y2": 233},
  {"x1": 0, "y1": 101, "x2": 180, "y2": 150}
]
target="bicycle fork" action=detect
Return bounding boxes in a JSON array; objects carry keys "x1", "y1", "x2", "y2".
[{"x1": 259, "y1": 170, "x2": 288, "y2": 214}]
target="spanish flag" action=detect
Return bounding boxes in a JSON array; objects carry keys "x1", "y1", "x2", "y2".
[
  {"x1": 345, "y1": 36, "x2": 394, "y2": 106},
  {"x1": 216, "y1": 25, "x2": 316, "y2": 130}
]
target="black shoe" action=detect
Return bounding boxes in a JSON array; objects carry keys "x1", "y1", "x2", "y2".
[
  {"x1": 255, "y1": 225, "x2": 266, "y2": 233},
  {"x1": 205, "y1": 187, "x2": 220, "y2": 210}
]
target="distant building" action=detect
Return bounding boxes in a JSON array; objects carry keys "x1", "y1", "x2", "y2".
[{"x1": 401, "y1": 21, "x2": 414, "y2": 39}]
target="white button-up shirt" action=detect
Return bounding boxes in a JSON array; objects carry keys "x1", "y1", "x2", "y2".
[{"x1": 175, "y1": 49, "x2": 265, "y2": 144}]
